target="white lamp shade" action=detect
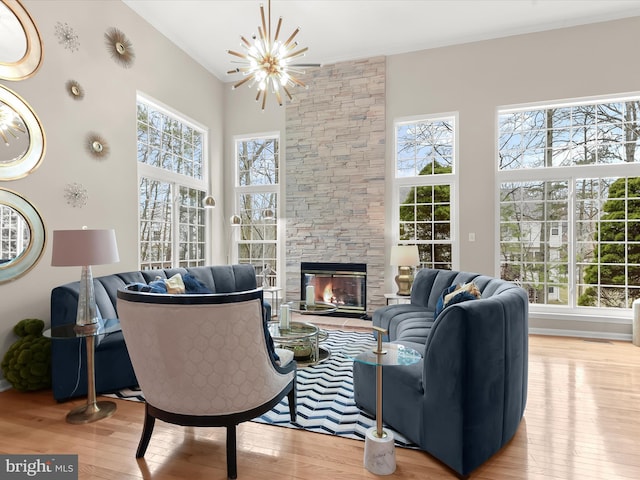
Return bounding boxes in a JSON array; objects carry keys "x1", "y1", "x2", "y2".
[
  {"x1": 390, "y1": 245, "x2": 419, "y2": 266},
  {"x1": 51, "y1": 229, "x2": 120, "y2": 266}
]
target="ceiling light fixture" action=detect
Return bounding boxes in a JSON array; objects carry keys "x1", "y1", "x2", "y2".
[{"x1": 227, "y1": 0, "x2": 309, "y2": 110}]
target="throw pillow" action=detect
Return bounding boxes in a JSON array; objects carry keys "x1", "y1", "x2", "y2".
[
  {"x1": 434, "y1": 282, "x2": 481, "y2": 320},
  {"x1": 434, "y1": 284, "x2": 458, "y2": 319},
  {"x1": 183, "y1": 273, "x2": 213, "y2": 294},
  {"x1": 165, "y1": 273, "x2": 185, "y2": 294}
]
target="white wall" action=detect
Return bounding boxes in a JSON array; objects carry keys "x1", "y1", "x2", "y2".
[{"x1": 0, "y1": 0, "x2": 224, "y2": 384}]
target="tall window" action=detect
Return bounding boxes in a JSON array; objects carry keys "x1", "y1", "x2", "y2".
[
  {"x1": 395, "y1": 115, "x2": 456, "y2": 269},
  {"x1": 137, "y1": 95, "x2": 208, "y2": 270},
  {"x1": 234, "y1": 134, "x2": 279, "y2": 285},
  {"x1": 498, "y1": 97, "x2": 640, "y2": 310}
]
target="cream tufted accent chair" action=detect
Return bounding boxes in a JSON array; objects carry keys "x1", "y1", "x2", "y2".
[{"x1": 116, "y1": 287, "x2": 296, "y2": 479}]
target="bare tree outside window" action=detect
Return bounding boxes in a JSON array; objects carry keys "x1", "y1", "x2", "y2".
[
  {"x1": 499, "y1": 98, "x2": 640, "y2": 309},
  {"x1": 235, "y1": 136, "x2": 279, "y2": 284},
  {"x1": 396, "y1": 117, "x2": 455, "y2": 269},
  {"x1": 137, "y1": 96, "x2": 207, "y2": 270}
]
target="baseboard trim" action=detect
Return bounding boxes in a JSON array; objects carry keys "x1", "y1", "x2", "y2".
[{"x1": 529, "y1": 327, "x2": 632, "y2": 342}]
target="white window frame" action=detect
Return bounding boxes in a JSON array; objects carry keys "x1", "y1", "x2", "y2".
[
  {"x1": 233, "y1": 132, "x2": 281, "y2": 287},
  {"x1": 496, "y1": 93, "x2": 640, "y2": 321},
  {"x1": 136, "y1": 92, "x2": 209, "y2": 269},
  {"x1": 393, "y1": 113, "x2": 459, "y2": 270}
]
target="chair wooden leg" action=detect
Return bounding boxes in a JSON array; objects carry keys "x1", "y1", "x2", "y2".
[
  {"x1": 136, "y1": 405, "x2": 156, "y2": 458},
  {"x1": 226, "y1": 424, "x2": 237, "y2": 479},
  {"x1": 288, "y1": 387, "x2": 297, "y2": 422}
]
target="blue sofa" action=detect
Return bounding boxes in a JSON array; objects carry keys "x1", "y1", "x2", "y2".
[
  {"x1": 50, "y1": 264, "x2": 266, "y2": 402},
  {"x1": 352, "y1": 268, "x2": 529, "y2": 477}
]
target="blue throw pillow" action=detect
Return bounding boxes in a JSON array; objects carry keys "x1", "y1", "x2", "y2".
[
  {"x1": 446, "y1": 290, "x2": 478, "y2": 307},
  {"x1": 434, "y1": 284, "x2": 458, "y2": 320},
  {"x1": 183, "y1": 273, "x2": 213, "y2": 294},
  {"x1": 148, "y1": 280, "x2": 167, "y2": 293}
]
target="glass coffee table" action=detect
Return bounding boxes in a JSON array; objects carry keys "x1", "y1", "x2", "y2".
[
  {"x1": 268, "y1": 321, "x2": 330, "y2": 366},
  {"x1": 285, "y1": 300, "x2": 337, "y2": 315}
]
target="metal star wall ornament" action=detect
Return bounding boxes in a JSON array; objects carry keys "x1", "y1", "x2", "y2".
[
  {"x1": 86, "y1": 133, "x2": 109, "y2": 159},
  {"x1": 105, "y1": 27, "x2": 135, "y2": 68},
  {"x1": 54, "y1": 21, "x2": 80, "y2": 52},
  {"x1": 64, "y1": 183, "x2": 88, "y2": 208},
  {"x1": 66, "y1": 80, "x2": 84, "y2": 100}
]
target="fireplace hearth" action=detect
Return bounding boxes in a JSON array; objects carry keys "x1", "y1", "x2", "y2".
[{"x1": 300, "y1": 262, "x2": 368, "y2": 319}]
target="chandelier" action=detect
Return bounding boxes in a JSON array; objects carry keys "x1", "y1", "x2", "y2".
[{"x1": 227, "y1": 0, "x2": 309, "y2": 110}]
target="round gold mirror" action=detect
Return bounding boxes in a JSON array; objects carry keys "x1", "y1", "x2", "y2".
[
  {"x1": 0, "y1": 188, "x2": 46, "y2": 284},
  {"x1": 0, "y1": 0, "x2": 44, "y2": 81},
  {"x1": 0, "y1": 84, "x2": 45, "y2": 180}
]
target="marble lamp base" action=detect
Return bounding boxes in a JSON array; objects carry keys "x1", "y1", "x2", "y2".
[{"x1": 364, "y1": 426, "x2": 396, "y2": 475}]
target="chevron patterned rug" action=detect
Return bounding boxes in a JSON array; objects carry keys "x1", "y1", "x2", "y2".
[{"x1": 109, "y1": 330, "x2": 418, "y2": 448}]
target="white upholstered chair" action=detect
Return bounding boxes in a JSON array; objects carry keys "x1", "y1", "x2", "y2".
[{"x1": 116, "y1": 288, "x2": 296, "y2": 479}]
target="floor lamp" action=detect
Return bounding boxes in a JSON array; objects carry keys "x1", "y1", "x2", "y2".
[{"x1": 51, "y1": 228, "x2": 120, "y2": 423}]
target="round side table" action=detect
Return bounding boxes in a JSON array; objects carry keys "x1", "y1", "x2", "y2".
[
  {"x1": 350, "y1": 327, "x2": 421, "y2": 475},
  {"x1": 44, "y1": 319, "x2": 121, "y2": 424}
]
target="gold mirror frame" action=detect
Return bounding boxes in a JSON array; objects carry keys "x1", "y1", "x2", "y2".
[
  {"x1": 0, "y1": 84, "x2": 46, "y2": 180},
  {"x1": 0, "y1": 188, "x2": 46, "y2": 284},
  {"x1": 0, "y1": 0, "x2": 44, "y2": 81}
]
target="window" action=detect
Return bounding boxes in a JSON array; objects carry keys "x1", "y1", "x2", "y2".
[
  {"x1": 136, "y1": 95, "x2": 208, "y2": 270},
  {"x1": 394, "y1": 115, "x2": 456, "y2": 269},
  {"x1": 0, "y1": 205, "x2": 27, "y2": 261},
  {"x1": 498, "y1": 97, "x2": 640, "y2": 310},
  {"x1": 234, "y1": 134, "x2": 280, "y2": 285}
]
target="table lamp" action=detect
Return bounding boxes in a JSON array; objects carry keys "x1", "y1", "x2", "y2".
[
  {"x1": 390, "y1": 245, "x2": 419, "y2": 296},
  {"x1": 51, "y1": 229, "x2": 119, "y2": 332}
]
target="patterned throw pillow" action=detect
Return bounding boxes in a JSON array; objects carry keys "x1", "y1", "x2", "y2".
[{"x1": 164, "y1": 273, "x2": 185, "y2": 294}]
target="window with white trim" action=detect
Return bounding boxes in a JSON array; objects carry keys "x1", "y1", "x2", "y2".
[
  {"x1": 136, "y1": 95, "x2": 208, "y2": 270},
  {"x1": 498, "y1": 96, "x2": 640, "y2": 309},
  {"x1": 234, "y1": 134, "x2": 280, "y2": 286},
  {"x1": 394, "y1": 115, "x2": 456, "y2": 269}
]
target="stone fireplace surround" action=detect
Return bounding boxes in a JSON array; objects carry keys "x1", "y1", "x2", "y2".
[{"x1": 284, "y1": 57, "x2": 386, "y2": 315}]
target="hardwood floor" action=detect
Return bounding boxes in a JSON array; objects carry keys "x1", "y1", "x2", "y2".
[{"x1": 1, "y1": 334, "x2": 639, "y2": 479}]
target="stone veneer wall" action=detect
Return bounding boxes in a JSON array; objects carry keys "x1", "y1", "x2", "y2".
[{"x1": 284, "y1": 56, "x2": 386, "y2": 314}]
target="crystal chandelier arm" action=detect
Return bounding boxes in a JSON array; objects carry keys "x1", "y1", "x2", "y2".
[
  {"x1": 260, "y1": 4, "x2": 268, "y2": 42},
  {"x1": 282, "y1": 46, "x2": 308, "y2": 61},
  {"x1": 227, "y1": 49, "x2": 248, "y2": 60},
  {"x1": 274, "y1": 89, "x2": 283, "y2": 107},
  {"x1": 274, "y1": 17, "x2": 283, "y2": 42},
  {"x1": 283, "y1": 28, "x2": 300, "y2": 48},
  {"x1": 233, "y1": 75, "x2": 256, "y2": 90}
]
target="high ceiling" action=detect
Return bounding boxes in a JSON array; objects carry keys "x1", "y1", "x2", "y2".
[{"x1": 123, "y1": 0, "x2": 640, "y2": 81}]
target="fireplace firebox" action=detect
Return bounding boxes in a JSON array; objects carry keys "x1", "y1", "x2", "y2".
[{"x1": 300, "y1": 262, "x2": 367, "y2": 318}]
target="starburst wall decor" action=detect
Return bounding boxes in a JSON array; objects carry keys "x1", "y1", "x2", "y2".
[
  {"x1": 64, "y1": 183, "x2": 88, "y2": 208},
  {"x1": 54, "y1": 21, "x2": 80, "y2": 52},
  {"x1": 105, "y1": 27, "x2": 135, "y2": 68},
  {"x1": 86, "y1": 133, "x2": 109, "y2": 159}
]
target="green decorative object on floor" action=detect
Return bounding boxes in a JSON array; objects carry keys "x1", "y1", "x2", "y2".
[{"x1": 1, "y1": 318, "x2": 51, "y2": 391}]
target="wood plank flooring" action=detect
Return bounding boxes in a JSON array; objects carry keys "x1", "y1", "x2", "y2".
[{"x1": 1, "y1": 334, "x2": 639, "y2": 479}]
